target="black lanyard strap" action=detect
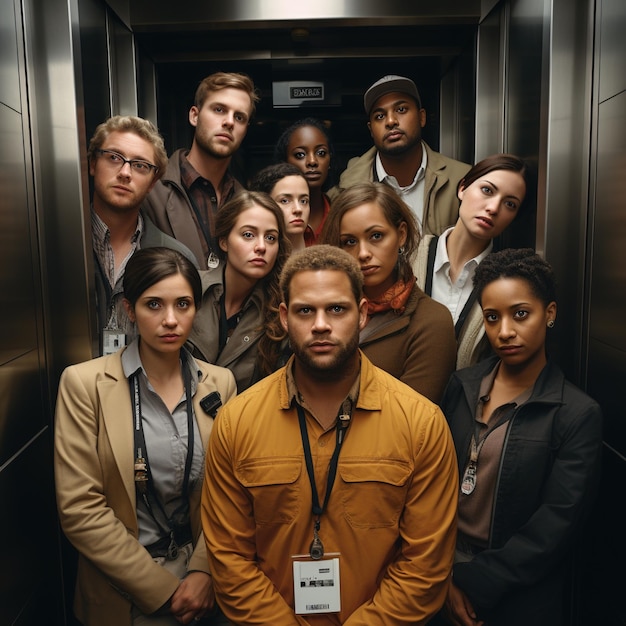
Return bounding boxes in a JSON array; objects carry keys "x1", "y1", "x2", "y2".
[
  {"x1": 186, "y1": 185, "x2": 217, "y2": 255},
  {"x1": 296, "y1": 401, "x2": 352, "y2": 518},
  {"x1": 131, "y1": 354, "x2": 195, "y2": 535}
]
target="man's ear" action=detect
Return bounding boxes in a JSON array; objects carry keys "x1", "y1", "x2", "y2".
[
  {"x1": 418, "y1": 108, "x2": 427, "y2": 129},
  {"x1": 358, "y1": 297, "x2": 368, "y2": 331},
  {"x1": 279, "y1": 302, "x2": 289, "y2": 332},
  {"x1": 189, "y1": 106, "x2": 199, "y2": 128}
]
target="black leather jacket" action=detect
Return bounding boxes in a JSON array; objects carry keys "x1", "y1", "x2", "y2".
[{"x1": 441, "y1": 356, "x2": 602, "y2": 623}]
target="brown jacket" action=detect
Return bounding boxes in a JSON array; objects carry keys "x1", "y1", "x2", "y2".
[
  {"x1": 328, "y1": 143, "x2": 470, "y2": 236},
  {"x1": 359, "y1": 283, "x2": 456, "y2": 404},
  {"x1": 142, "y1": 149, "x2": 243, "y2": 269}
]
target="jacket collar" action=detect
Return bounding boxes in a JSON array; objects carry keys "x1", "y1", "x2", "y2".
[
  {"x1": 277, "y1": 351, "x2": 382, "y2": 413},
  {"x1": 456, "y1": 355, "x2": 566, "y2": 409},
  {"x1": 98, "y1": 348, "x2": 215, "y2": 507}
]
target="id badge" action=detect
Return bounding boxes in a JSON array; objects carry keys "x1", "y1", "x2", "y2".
[
  {"x1": 102, "y1": 329, "x2": 126, "y2": 355},
  {"x1": 207, "y1": 252, "x2": 220, "y2": 269},
  {"x1": 292, "y1": 554, "x2": 341, "y2": 615}
]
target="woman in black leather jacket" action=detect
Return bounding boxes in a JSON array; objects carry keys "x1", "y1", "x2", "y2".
[{"x1": 439, "y1": 248, "x2": 602, "y2": 626}]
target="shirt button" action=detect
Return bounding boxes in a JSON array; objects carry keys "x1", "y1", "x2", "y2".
[{"x1": 318, "y1": 439, "x2": 327, "y2": 447}]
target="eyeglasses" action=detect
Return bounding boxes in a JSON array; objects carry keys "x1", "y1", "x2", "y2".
[{"x1": 95, "y1": 149, "x2": 158, "y2": 176}]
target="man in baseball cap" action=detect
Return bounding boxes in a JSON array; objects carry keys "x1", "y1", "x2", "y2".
[{"x1": 330, "y1": 75, "x2": 470, "y2": 236}]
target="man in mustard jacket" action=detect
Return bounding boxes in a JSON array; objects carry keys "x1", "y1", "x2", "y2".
[{"x1": 202, "y1": 245, "x2": 458, "y2": 625}]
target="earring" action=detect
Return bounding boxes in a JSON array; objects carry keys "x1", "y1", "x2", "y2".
[
  {"x1": 398, "y1": 247, "x2": 405, "y2": 255},
  {"x1": 547, "y1": 320, "x2": 555, "y2": 328}
]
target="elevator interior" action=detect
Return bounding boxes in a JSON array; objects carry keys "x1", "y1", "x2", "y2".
[{"x1": 0, "y1": 0, "x2": 624, "y2": 624}]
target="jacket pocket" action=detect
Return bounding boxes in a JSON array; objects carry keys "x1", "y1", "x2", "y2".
[
  {"x1": 237, "y1": 457, "x2": 302, "y2": 525},
  {"x1": 339, "y1": 459, "x2": 412, "y2": 529}
]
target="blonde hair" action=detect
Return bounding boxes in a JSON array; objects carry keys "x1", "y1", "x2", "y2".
[{"x1": 87, "y1": 115, "x2": 167, "y2": 177}]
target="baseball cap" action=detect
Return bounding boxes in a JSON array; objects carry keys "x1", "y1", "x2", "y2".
[{"x1": 363, "y1": 75, "x2": 422, "y2": 115}]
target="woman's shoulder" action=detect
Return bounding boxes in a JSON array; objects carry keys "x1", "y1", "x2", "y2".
[
  {"x1": 62, "y1": 351, "x2": 123, "y2": 378},
  {"x1": 193, "y1": 357, "x2": 237, "y2": 398},
  {"x1": 194, "y1": 356, "x2": 235, "y2": 381},
  {"x1": 408, "y1": 284, "x2": 454, "y2": 329},
  {"x1": 199, "y1": 267, "x2": 223, "y2": 295}
]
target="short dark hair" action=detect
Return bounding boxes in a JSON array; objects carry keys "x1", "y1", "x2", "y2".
[
  {"x1": 123, "y1": 247, "x2": 202, "y2": 309},
  {"x1": 280, "y1": 245, "x2": 364, "y2": 307},
  {"x1": 248, "y1": 162, "x2": 306, "y2": 194},
  {"x1": 459, "y1": 154, "x2": 535, "y2": 215},
  {"x1": 274, "y1": 118, "x2": 334, "y2": 161},
  {"x1": 273, "y1": 118, "x2": 336, "y2": 190},
  {"x1": 473, "y1": 248, "x2": 557, "y2": 306}
]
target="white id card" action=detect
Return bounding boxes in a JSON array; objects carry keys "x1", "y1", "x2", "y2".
[
  {"x1": 102, "y1": 329, "x2": 126, "y2": 355},
  {"x1": 293, "y1": 557, "x2": 341, "y2": 615}
]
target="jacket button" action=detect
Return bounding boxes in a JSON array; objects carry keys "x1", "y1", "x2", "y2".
[{"x1": 243, "y1": 335, "x2": 250, "y2": 342}]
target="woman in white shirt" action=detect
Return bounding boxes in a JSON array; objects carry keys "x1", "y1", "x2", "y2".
[{"x1": 413, "y1": 154, "x2": 532, "y2": 369}]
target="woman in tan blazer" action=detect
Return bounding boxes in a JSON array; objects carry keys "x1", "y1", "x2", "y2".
[{"x1": 54, "y1": 248, "x2": 236, "y2": 626}]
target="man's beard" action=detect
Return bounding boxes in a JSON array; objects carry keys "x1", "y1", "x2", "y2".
[
  {"x1": 195, "y1": 133, "x2": 237, "y2": 160},
  {"x1": 289, "y1": 330, "x2": 360, "y2": 380},
  {"x1": 378, "y1": 132, "x2": 421, "y2": 157}
]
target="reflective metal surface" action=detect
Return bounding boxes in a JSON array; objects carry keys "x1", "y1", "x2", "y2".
[
  {"x1": 130, "y1": 0, "x2": 482, "y2": 25},
  {"x1": 0, "y1": 0, "x2": 624, "y2": 623}
]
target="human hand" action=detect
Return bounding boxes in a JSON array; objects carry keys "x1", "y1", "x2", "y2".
[
  {"x1": 169, "y1": 571, "x2": 214, "y2": 624},
  {"x1": 443, "y1": 581, "x2": 484, "y2": 626}
]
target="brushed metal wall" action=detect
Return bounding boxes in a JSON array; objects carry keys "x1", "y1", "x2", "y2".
[
  {"x1": 587, "y1": 0, "x2": 626, "y2": 457},
  {"x1": 0, "y1": 0, "x2": 65, "y2": 622},
  {"x1": 1, "y1": 0, "x2": 624, "y2": 624}
]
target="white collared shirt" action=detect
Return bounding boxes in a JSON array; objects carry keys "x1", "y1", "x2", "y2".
[
  {"x1": 375, "y1": 141, "x2": 427, "y2": 229},
  {"x1": 431, "y1": 227, "x2": 493, "y2": 323}
]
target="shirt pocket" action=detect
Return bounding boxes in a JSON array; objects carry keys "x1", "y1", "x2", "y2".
[
  {"x1": 237, "y1": 457, "x2": 302, "y2": 525},
  {"x1": 339, "y1": 459, "x2": 412, "y2": 529}
]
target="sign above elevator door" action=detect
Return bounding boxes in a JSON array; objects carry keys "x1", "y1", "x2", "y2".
[{"x1": 273, "y1": 81, "x2": 340, "y2": 107}]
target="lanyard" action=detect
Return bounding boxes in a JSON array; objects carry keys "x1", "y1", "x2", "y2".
[
  {"x1": 186, "y1": 185, "x2": 217, "y2": 256},
  {"x1": 461, "y1": 401, "x2": 516, "y2": 496},
  {"x1": 424, "y1": 237, "x2": 479, "y2": 340},
  {"x1": 131, "y1": 356, "x2": 195, "y2": 553},
  {"x1": 296, "y1": 400, "x2": 352, "y2": 559}
]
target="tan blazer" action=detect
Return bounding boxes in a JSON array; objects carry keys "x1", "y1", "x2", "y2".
[{"x1": 54, "y1": 348, "x2": 236, "y2": 626}]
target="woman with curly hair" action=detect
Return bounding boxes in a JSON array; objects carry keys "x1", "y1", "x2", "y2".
[
  {"x1": 187, "y1": 191, "x2": 291, "y2": 390},
  {"x1": 437, "y1": 248, "x2": 602, "y2": 626}
]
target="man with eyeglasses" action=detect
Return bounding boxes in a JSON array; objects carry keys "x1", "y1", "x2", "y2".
[
  {"x1": 88, "y1": 115, "x2": 197, "y2": 356},
  {"x1": 142, "y1": 72, "x2": 259, "y2": 270}
]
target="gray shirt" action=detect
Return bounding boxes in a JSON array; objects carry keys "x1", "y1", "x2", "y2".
[{"x1": 121, "y1": 339, "x2": 205, "y2": 546}]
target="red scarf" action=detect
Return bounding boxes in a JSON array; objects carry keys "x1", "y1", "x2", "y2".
[{"x1": 366, "y1": 275, "x2": 416, "y2": 316}]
